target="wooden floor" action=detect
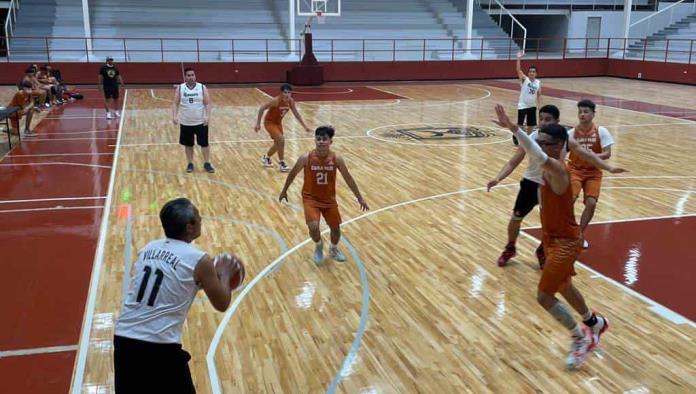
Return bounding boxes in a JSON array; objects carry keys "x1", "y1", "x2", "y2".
[{"x1": 77, "y1": 78, "x2": 696, "y2": 393}]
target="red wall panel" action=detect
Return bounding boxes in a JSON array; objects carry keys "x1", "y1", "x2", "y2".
[
  {"x1": 0, "y1": 58, "x2": 693, "y2": 85},
  {"x1": 606, "y1": 60, "x2": 696, "y2": 85}
]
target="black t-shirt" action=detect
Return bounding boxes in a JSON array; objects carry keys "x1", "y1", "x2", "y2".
[{"x1": 99, "y1": 65, "x2": 120, "y2": 87}]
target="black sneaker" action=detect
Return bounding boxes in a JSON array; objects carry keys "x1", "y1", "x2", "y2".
[
  {"x1": 204, "y1": 162, "x2": 215, "y2": 173},
  {"x1": 512, "y1": 135, "x2": 519, "y2": 146},
  {"x1": 186, "y1": 163, "x2": 194, "y2": 173}
]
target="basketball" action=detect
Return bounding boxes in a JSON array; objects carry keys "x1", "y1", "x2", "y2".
[{"x1": 215, "y1": 253, "x2": 246, "y2": 291}]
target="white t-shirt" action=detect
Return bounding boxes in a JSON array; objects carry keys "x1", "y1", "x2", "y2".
[
  {"x1": 518, "y1": 77, "x2": 541, "y2": 110},
  {"x1": 179, "y1": 82, "x2": 206, "y2": 126},
  {"x1": 115, "y1": 238, "x2": 205, "y2": 344}
]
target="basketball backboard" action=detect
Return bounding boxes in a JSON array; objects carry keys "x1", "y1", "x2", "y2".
[{"x1": 297, "y1": 0, "x2": 340, "y2": 16}]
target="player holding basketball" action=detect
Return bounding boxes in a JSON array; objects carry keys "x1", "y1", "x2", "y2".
[
  {"x1": 114, "y1": 198, "x2": 243, "y2": 393},
  {"x1": 278, "y1": 126, "x2": 369, "y2": 263},
  {"x1": 514, "y1": 51, "x2": 541, "y2": 145},
  {"x1": 488, "y1": 104, "x2": 622, "y2": 268},
  {"x1": 493, "y1": 104, "x2": 622, "y2": 369},
  {"x1": 255, "y1": 83, "x2": 312, "y2": 172},
  {"x1": 569, "y1": 99, "x2": 615, "y2": 249}
]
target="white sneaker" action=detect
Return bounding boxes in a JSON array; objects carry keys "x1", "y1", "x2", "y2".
[
  {"x1": 106, "y1": 112, "x2": 113, "y2": 120},
  {"x1": 583, "y1": 239, "x2": 590, "y2": 249},
  {"x1": 115, "y1": 111, "x2": 121, "y2": 117},
  {"x1": 587, "y1": 315, "x2": 609, "y2": 351},
  {"x1": 279, "y1": 161, "x2": 290, "y2": 172},
  {"x1": 261, "y1": 156, "x2": 273, "y2": 167},
  {"x1": 566, "y1": 327, "x2": 594, "y2": 370},
  {"x1": 313, "y1": 242, "x2": 324, "y2": 264},
  {"x1": 329, "y1": 246, "x2": 346, "y2": 262}
]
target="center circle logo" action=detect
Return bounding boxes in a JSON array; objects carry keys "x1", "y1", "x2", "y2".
[{"x1": 366, "y1": 123, "x2": 510, "y2": 146}]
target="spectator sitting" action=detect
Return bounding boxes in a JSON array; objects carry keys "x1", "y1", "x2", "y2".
[
  {"x1": 22, "y1": 67, "x2": 48, "y2": 111},
  {"x1": 8, "y1": 81, "x2": 36, "y2": 137},
  {"x1": 38, "y1": 64, "x2": 64, "y2": 105}
]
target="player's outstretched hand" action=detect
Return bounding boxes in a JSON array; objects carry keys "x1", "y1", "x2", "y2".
[
  {"x1": 487, "y1": 178, "x2": 499, "y2": 191},
  {"x1": 358, "y1": 197, "x2": 369, "y2": 211},
  {"x1": 254, "y1": 124, "x2": 260, "y2": 132},
  {"x1": 215, "y1": 253, "x2": 243, "y2": 281},
  {"x1": 492, "y1": 104, "x2": 516, "y2": 131},
  {"x1": 278, "y1": 190, "x2": 288, "y2": 203},
  {"x1": 609, "y1": 166, "x2": 628, "y2": 174},
  {"x1": 517, "y1": 51, "x2": 524, "y2": 59}
]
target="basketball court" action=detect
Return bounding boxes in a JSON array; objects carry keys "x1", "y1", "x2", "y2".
[{"x1": 3, "y1": 75, "x2": 694, "y2": 392}]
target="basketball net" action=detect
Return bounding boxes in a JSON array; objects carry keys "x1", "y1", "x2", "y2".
[{"x1": 316, "y1": 11, "x2": 326, "y2": 24}]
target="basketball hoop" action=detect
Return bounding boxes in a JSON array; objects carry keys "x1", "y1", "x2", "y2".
[{"x1": 316, "y1": 11, "x2": 326, "y2": 24}]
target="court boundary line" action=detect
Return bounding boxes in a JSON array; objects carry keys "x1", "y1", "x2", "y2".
[
  {"x1": 0, "y1": 206, "x2": 105, "y2": 214},
  {"x1": 150, "y1": 88, "x2": 173, "y2": 102},
  {"x1": 7, "y1": 153, "x2": 115, "y2": 158},
  {"x1": 71, "y1": 89, "x2": 128, "y2": 394},
  {"x1": 521, "y1": 212, "x2": 696, "y2": 230},
  {"x1": 368, "y1": 85, "x2": 414, "y2": 100},
  {"x1": 0, "y1": 344, "x2": 79, "y2": 358},
  {"x1": 0, "y1": 196, "x2": 106, "y2": 204},
  {"x1": 0, "y1": 162, "x2": 112, "y2": 169},
  {"x1": 255, "y1": 88, "x2": 273, "y2": 99}
]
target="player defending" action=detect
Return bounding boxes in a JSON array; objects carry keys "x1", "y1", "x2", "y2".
[
  {"x1": 568, "y1": 100, "x2": 614, "y2": 249},
  {"x1": 279, "y1": 126, "x2": 369, "y2": 263},
  {"x1": 515, "y1": 51, "x2": 541, "y2": 145},
  {"x1": 493, "y1": 104, "x2": 622, "y2": 369},
  {"x1": 255, "y1": 84, "x2": 312, "y2": 172},
  {"x1": 488, "y1": 104, "x2": 623, "y2": 268}
]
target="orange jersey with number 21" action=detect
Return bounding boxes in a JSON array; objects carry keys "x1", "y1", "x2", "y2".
[{"x1": 302, "y1": 150, "x2": 337, "y2": 207}]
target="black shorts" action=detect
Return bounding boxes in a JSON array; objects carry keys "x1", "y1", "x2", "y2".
[
  {"x1": 113, "y1": 335, "x2": 195, "y2": 394},
  {"x1": 517, "y1": 107, "x2": 537, "y2": 127},
  {"x1": 512, "y1": 178, "x2": 540, "y2": 218},
  {"x1": 103, "y1": 84, "x2": 119, "y2": 99},
  {"x1": 179, "y1": 124, "x2": 209, "y2": 147}
]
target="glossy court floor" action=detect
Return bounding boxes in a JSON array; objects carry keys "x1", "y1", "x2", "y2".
[{"x1": 0, "y1": 77, "x2": 695, "y2": 393}]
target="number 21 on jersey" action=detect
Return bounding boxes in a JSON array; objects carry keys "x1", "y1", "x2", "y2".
[{"x1": 316, "y1": 172, "x2": 328, "y2": 185}]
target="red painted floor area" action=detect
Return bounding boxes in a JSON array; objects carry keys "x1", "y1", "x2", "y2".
[
  {"x1": 258, "y1": 85, "x2": 405, "y2": 101},
  {"x1": 483, "y1": 80, "x2": 696, "y2": 121},
  {"x1": 525, "y1": 216, "x2": 696, "y2": 321},
  {"x1": 0, "y1": 91, "x2": 116, "y2": 392},
  {"x1": 0, "y1": 351, "x2": 75, "y2": 394}
]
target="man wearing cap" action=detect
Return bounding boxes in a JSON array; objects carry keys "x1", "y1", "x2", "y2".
[{"x1": 98, "y1": 57, "x2": 124, "y2": 120}]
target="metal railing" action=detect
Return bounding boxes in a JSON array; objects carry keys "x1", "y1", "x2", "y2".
[
  {"x1": 629, "y1": 0, "x2": 696, "y2": 40},
  {"x1": 478, "y1": 0, "x2": 528, "y2": 52},
  {"x1": 485, "y1": 0, "x2": 661, "y2": 11},
  {"x1": 3, "y1": 0, "x2": 20, "y2": 56},
  {"x1": 0, "y1": 36, "x2": 694, "y2": 64}
]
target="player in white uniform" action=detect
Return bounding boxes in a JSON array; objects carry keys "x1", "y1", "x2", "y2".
[
  {"x1": 172, "y1": 68, "x2": 214, "y2": 173},
  {"x1": 488, "y1": 104, "x2": 625, "y2": 268},
  {"x1": 515, "y1": 51, "x2": 541, "y2": 145},
  {"x1": 113, "y1": 198, "x2": 243, "y2": 393}
]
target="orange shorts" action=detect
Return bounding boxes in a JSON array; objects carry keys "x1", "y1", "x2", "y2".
[
  {"x1": 303, "y1": 200, "x2": 342, "y2": 228},
  {"x1": 264, "y1": 122, "x2": 283, "y2": 139},
  {"x1": 538, "y1": 237, "x2": 581, "y2": 295},
  {"x1": 570, "y1": 169, "x2": 602, "y2": 202}
]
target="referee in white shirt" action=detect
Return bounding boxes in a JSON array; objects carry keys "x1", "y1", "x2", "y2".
[
  {"x1": 514, "y1": 51, "x2": 542, "y2": 145},
  {"x1": 172, "y1": 68, "x2": 214, "y2": 173},
  {"x1": 113, "y1": 198, "x2": 243, "y2": 393}
]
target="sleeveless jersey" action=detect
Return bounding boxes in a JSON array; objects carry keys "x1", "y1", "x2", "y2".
[
  {"x1": 264, "y1": 98, "x2": 290, "y2": 124},
  {"x1": 518, "y1": 77, "x2": 541, "y2": 109},
  {"x1": 115, "y1": 238, "x2": 205, "y2": 344},
  {"x1": 540, "y1": 166, "x2": 580, "y2": 241},
  {"x1": 302, "y1": 150, "x2": 337, "y2": 207},
  {"x1": 179, "y1": 82, "x2": 205, "y2": 126}
]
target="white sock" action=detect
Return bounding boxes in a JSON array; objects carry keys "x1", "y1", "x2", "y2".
[{"x1": 330, "y1": 243, "x2": 338, "y2": 250}]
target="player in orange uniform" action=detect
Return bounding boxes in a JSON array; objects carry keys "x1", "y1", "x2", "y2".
[
  {"x1": 568, "y1": 100, "x2": 615, "y2": 249},
  {"x1": 8, "y1": 81, "x2": 36, "y2": 137},
  {"x1": 279, "y1": 126, "x2": 369, "y2": 264},
  {"x1": 255, "y1": 84, "x2": 312, "y2": 172},
  {"x1": 493, "y1": 104, "x2": 623, "y2": 369}
]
